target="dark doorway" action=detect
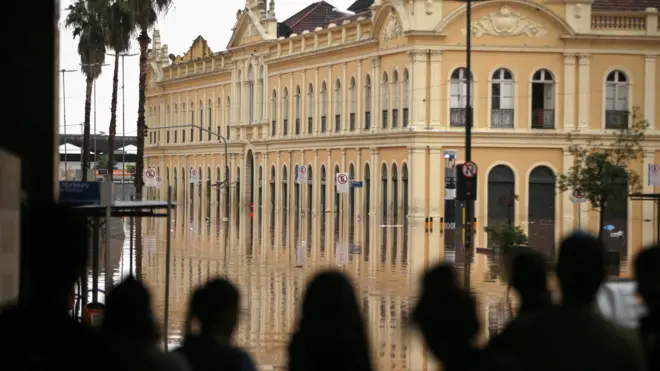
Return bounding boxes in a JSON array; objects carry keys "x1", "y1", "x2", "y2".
[
  {"x1": 320, "y1": 165, "x2": 327, "y2": 254},
  {"x1": 282, "y1": 165, "x2": 288, "y2": 248},
  {"x1": 270, "y1": 166, "x2": 276, "y2": 248},
  {"x1": 307, "y1": 165, "x2": 313, "y2": 246},
  {"x1": 364, "y1": 163, "x2": 371, "y2": 262},
  {"x1": 334, "y1": 165, "x2": 340, "y2": 247},
  {"x1": 602, "y1": 177, "x2": 629, "y2": 260},
  {"x1": 487, "y1": 165, "x2": 516, "y2": 248},
  {"x1": 349, "y1": 164, "x2": 356, "y2": 244},
  {"x1": 528, "y1": 166, "x2": 556, "y2": 258}
]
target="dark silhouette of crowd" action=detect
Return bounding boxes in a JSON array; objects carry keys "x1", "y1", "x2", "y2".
[{"x1": 1, "y1": 204, "x2": 658, "y2": 371}]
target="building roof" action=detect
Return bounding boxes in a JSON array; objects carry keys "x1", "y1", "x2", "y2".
[
  {"x1": 347, "y1": 0, "x2": 373, "y2": 13},
  {"x1": 593, "y1": 0, "x2": 660, "y2": 11},
  {"x1": 283, "y1": 1, "x2": 347, "y2": 34},
  {"x1": 329, "y1": 9, "x2": 371, "y2": 24}
]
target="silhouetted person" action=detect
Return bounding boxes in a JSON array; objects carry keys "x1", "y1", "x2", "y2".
[
  {"x1": 508, "y1": 249, "x2": 552, "y2": 317},
  {"x1": 175, "y1": 278, "x2": 257, "y2": 371},
  {"x1": 489, "y1": 233, "x2": 646, "y2": 371},
  {"x1": 635, "y1": 245, "x2": 660, "y2": 371},
  {"x1": 103, "y1": 276, "x2": 188, "y2": 371},
  {"x1": 0, "y1": 203, "x2": 115, "y2": 371},
  {"x1": 289, "y1": 270, "x2": 373, "y2": 371},
  {"x1": 412, "y1": 264, "x2": 483, "y2": 371}
]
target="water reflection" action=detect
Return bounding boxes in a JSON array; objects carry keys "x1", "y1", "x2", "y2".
[{"x1": 116, "y1": 206, "x2": 520, "y2": 370}]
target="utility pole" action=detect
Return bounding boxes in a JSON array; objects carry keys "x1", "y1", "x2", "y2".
[
  {"x1": 60, "y1": 68, "x2": 77, "y2": 180},
  {"x1": 80, "y1": 62, "x2": 109, "y2": 180},
  {"x1": 464, "y1": 0, "x2": 474, "y2": 291},
  {"x1": 109, "y1": 52, "x2": 139, "y2": 199}
]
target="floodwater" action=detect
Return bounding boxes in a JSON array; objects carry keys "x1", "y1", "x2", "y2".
[{"x1": 97, "y1": 207, "x2": 515, "y2": 371}]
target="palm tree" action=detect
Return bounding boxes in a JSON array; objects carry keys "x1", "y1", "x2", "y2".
[
  {"x1": 130, "y1": 0, "x2": 172, "y2": 200},
  {"x1": 65, "y1": 0, "x2": 107, "y2": 182},
  {"x1": 104, "y1": 0, "x2": 135, "y2": 181}
]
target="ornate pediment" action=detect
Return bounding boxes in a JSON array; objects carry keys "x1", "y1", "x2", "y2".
[
  {"x1": 461, "y1": 6, "x2": 547, "y2": 38},
  {"x1": 381, "y1": 10, "x2": 403, "y2": 41},
  {"x1": 147, "y1": 61, "x2": 164, "y2": 92},
  {"x1": 227, "y1": 10, "x2": 270, "y2": 49}
]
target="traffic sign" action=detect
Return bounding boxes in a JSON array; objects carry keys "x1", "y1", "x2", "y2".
[
  {"x1": 190, "y1": 168, "x2": 199, "y2": 184},
  {"x1": 296, "y1": 165, "x2": 307, "y2": 184},
  {"x1": 649, "y1": 163, "x2": 660, "y2": 186},
  {"x1": 462, "y1": 161, "x2": 477, "y2": 178},
  {"x1": 336, "y1": 173, "x2": 349, "y2": 193},
  {"x1": 570, "y1": 188, "x2": 587, "y2": 203},
  {"x1": 145, "y1": 168, "x2": 156, "y2": 180}
]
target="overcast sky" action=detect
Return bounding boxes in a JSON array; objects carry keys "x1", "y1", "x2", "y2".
[{"x1": 58, "y1": 0, "x2": 355, "y2": 137}]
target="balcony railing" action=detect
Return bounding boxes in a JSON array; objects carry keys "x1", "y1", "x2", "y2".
[
  {"x1": 335, "y1": 115, "x2": 341, "y2": 132},
  {"x1": 605, "y1": 110, "x2": 629, "y2": 129},
  {"x1": 321, "y1": 116, "x2": 327, "y2": 133},
  {"x1": 450, "y1": 107, "x2": 466, "y2": 127},
  {"x1": 403, "y1": 108, "x2": 409, "y2": 127},
  {"x1": 382, "y1": 110, "x2": 388, "y2": 129},
  {"x1": 283, "y1": 119, "x2": 288, "y2": 136},
  {"x1": 531, "y1": 109, "x2": 555, "y2": 129},
  {"x1": 295, "y1": 118, "x2": 301, "y2": 135},
  {"x1": 365, "y1": 111, "x2": 371, "y2": 130},
  {"x1": 392, "y1": 109, "x2": 398, "y2": 128},
  {"x1": 307, "y1": 117, "x2": 313, "y2": 134},
  {"x1": 271, "y1": 120, "x2": 276, "y2": 136},
  {"x1": 491, "y1": 109, "x2": 514, "y2": 128},
  {"x1": 349, "y1": 113, "x2": 355, "y2": 131}
]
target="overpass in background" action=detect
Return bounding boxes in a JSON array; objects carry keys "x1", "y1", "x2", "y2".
[{"x1": 60, "y1": 134, "x2": 137, "y2": 155}]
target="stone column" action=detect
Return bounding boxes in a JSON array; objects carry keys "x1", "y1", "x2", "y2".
[
  {"x1": 410, "y1": 50, "x2": 427, "y2": 129},
  {"x1": 644, "y1": 55, "x2": 656, "y2": 130},
  {"x1": 372, "y1": 148, "x2": 381, "y2": 251},
  {"x1": 315, "y1": 67, "x2": 320, "y2": 135},
  {"x1": 563, "y1": 53, "x2": 577, "y2": 131},
  {"x1": 313, "y1": 150, "x2": 319, "y2": 247},
  {"x1": 342, "y1": 63, "x2": 348, "y2": 133},
  {"x1": 326, "y1": 150, "x2": 333, "y2": 249},
  {"x1": 371, "y1": 57, "x2": 381, "y2": 132},
  {"x1": 577, "y1": 53, "x2": 590, "y2": 130},
  {"x1": 561, "y1": 149, "x2": 577, "y2": 235},
  {"x1": 341, "y1": 148, "x2": 348, "y2": 240},
  {"x1": 357, "y1": 60, "x2": 362, "y2": 130},
  {"x1": 430, "y1": 51, "x2": 442, "y2": 127},
  {"x1": 277, "y1": 75, "x2": 282, "y2": 138},
  {"x1": 429, "y1": 148, "x2": 443, "y2": 264}
]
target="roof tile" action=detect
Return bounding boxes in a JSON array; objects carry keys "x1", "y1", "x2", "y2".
[{"x1": 283, "y1": 1, "x2": 347, "y2": 34}]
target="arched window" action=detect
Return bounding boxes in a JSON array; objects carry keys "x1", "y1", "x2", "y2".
[
  {"x1": 181, "y1": 103, "x2": 187, "y2": 143},
  {"x1": 334, "y1": 79, "x2": 342, "y2": 132},
  {"x1": 392, "y1": 71, "x2": 400, "y2": 129},
  {"x1": 381, "y1": 163, "x2": 388, "y2": 222},
  {"x1": 283, "y1": 87, "x2": 289, "y2": 136},
  {"x1": 225, "y1": 97, "x2": 231, "y2": 140},
  {"x1": 207, "y1": 99, "x2": 213, "y2": 140},
  {"x1": 307, "y1": 84, "x2": 314, "y2": 134},
  {"x1": 271, "y1": 89, "x2": 277, "y2": 136},
  {"x1": 528, "y1": 166, "x2": 556, "y2": 258},
  {"x1": 248, "y1": 65, "x2": 255, "y2": 123},
  {"x1": 198, "y1": 100, "x2": 203, "y2": 141},
  {"x1": 173, "y1": 104, "x2": 179, "y2": 143},
  {"x1": 450, "y1": 68, "x2": 474, "y2": 127},
  {"x1": 402, "y1": 69, "x2": 409, "y2": 127},
  {"x1": 365, "y1": 75, "x2": 372, "y2": 130},
  {"x1": 349, "y1": 77, "x2": 356, "y2": 131},
  {"x1": 382, "y1": 72, "x2": 389, "y2": 129},
  {"x1": 216, "y1": 98, "x2": 222, "y2": 137},
  {"x1": 166, "y1": 105, "x2": 171, "y2": 143},
  {"x1": 236, "y1": 70, "x2": 242, "y2": 123},
  {"x1": 320, "y1": 81, "x2": 327, "y2": 133},
  {"x1": 531, "y1": 69, "x2": 555, "y2": 129},
  {"x1": 605, "y1": 70, "x2": 630, "y2": 129},
  {"x1": 295, "y1": 86, "x2": 301, "y2": 135},
  {"x1": 491, "y1": 68, "x2": 514, "y2": 128},
  {"x1": 173, "y1": 168, "x2": 178, "y2": 202},
  {"x1": 190, "y1": 102, "x2": 195, "y2": 142},
  {"x1": 259, "y1": 66, "x2": 265, "y2": 121},
  {"x1": 487, "y1": 165, "x2": 515, "y2": 247},
  {"x1": 363, "y1": 163, "x2": 371, "y2": 260}
]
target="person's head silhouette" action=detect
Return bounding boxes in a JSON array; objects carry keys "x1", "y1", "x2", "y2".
[
  {"x1": 556, "y1": 232, "x2": 606, "y2": 305},
  {"x1": 510, "y1": 249, "x2": 549, "y2": 296},
  {"x1": 634, "y1": 245, "x2": 660, "y2": 312},
  {"x1": 298, "y1": 270, "x2": 366, "y2": 340},
  {"x1": 102, "y1": 276, "x2": 159, "y2": 345},
  {"x1": 190, "y1": 278, "x2": 240, "y2": 341},
  {"x1": 412, "y1": 264, "x2": 479, "y2": 366}
]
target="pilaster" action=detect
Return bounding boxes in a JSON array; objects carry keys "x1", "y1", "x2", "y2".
[
  {"x1": 315, "y1": 68, "x2": 320, "y2": 135},
  {"x1": 409, "y1": 50, "x2": 427, "y2": 129},
  {"x1": 277, "y1": 75, "x2": 282, "y2": 138},
  {"x1": 563, "y1": 53, "x2": 577, "y2": 131},
  {"x1": 409, "y1": 147, "x2": 426, "y2": 219},
  {"x1": 326, "y1": 151, "x2": 333, "y2": 248},
  {"x1": 644, "y1": 55, "x2": 656, "y2": 130},
  {"x1": 430, "y1": 51, "x2": 442, "y2": 127},
  {"x1": 561, "y1": 150, "x2": 577, "y2": 235},
  {"x1": 328, "y1": 66, "x2": 333, "y2": 134},
  {"x1": 357, "y1": 60, "x2": 363, "y2": 130},
  {"x1": 371, "y1": 57, "x2": 381, "y2": 132},
  {"x1": 343, "y1": 63, "x2": 348, "y2": 133},
  {"x1": 577, "y1": 53, "x2": 590, "y2": 131}
]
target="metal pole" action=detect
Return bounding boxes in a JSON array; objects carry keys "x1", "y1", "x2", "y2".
[
  {"x1": 163, "y1": 186, "x2": 173, "y2": 351},
  {"x1": 463, "y1": 0, "x2": 474, "y2": 291},
  {"x1": 129, "y1": 195, "x2": 135, "y2": 277},
  {"x1": 61, "y1": 69, "x2": 77, "y2": 180},
  {"x1": 105, "y1": 183, "x2": 113, "y2": 295},
  {"x1": 94, "y1": 81, "x2": 97, "y2": 170},
  {"x1": 122, "y1": 55, "x2": 127, "y2": 200},
  {"x1": 577, "y1": 203, "x2": 582, "y2": 231},
  {"x1": 92, "y1": 217, "x2": 100, "y2": 302}
]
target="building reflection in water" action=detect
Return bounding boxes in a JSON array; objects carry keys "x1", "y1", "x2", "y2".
[{"x1": 130, "y1": 200, "x2": 513, "y2": 371}]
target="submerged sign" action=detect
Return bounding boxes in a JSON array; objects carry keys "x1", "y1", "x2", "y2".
[{"x1": 59, "y1": 181, "x2": 102, "y2": 205}]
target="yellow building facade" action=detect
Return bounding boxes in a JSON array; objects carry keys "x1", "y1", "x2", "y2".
[{"x1": 145, "y1": 0, "x2": 660, "y2": 267}]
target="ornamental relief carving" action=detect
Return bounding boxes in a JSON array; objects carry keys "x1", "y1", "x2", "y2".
[
  {"x1": 461, "y1": 6, "x2": 547, "y2": 38},
  {"x1": 381, "y1": 10, "x2": 403, "y2": 41},
  {"x1": 243, "y1": 21, "x2": 258, "y2": 38}
]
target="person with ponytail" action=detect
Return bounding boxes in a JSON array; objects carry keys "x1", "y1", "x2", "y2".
[{"x1": 174, "y1": 278, "x2": 257, "y2": 371}]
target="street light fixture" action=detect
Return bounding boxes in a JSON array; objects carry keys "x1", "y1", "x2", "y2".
[
  {"x1": 60, "y1": 68, "x2": 77, "y2": 180},
  {"x1": 157, "y1": 124, "x2": 231, "y2": 217}
]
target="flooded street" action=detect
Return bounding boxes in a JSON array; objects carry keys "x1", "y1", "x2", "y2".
[{"x1": 99, "y1": 207, "x2": 510, "y2": 371}]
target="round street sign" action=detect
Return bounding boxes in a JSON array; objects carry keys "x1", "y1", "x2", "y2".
[
  {"x1": 652, "y1": 164, "x2": 660, "y2": 174},
  {"x1": 145, "y1": 168, "x2": 156, "y2": 179},
  {"x1": 571, "y1": 188, "x2": 587, "y2": 203},
  {"x1": 462, "y1": 161, "x2": 477, "y2": 178},
  {"x1": 337, "y1": 174, "x2": 348, "y2": 184},
  {"x1": 156, "y1": 176, "x2": 162, "y2": 182}
]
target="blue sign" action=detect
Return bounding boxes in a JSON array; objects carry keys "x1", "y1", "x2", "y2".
[
  {"x1": 60, "y1": 181, "x2": 102, "y2": 205},
  {"x1": 351, "y1": 181, "x2": 363, "y2": 188},
  {"x1": 604, "y1": 224, "x2": 615, "y2": 231}
]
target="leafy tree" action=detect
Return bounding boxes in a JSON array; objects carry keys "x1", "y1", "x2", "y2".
[
  {"x1": 65, "y1": 0, "x2": 107, "y2": 181},
  {"x1": 126, "y1": 164, "x2": 136, "y2": 174},
  {"x1": 104, "y1": 0, "x2": 135, "y2": 181},
  {"x1": 95, "y1": 154, "x2": 117, "y2": 171},
  {"x1": 557, "y1": 120, "x2": 647, "y2": 239}
]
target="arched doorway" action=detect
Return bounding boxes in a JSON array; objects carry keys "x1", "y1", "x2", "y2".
[
  {"x1": 402, "y1": 163, "x2": 409, "y2": 264},
  {"x1": 282, "y1": 165, "x2": 288, "y2": 248},
  {"x1": 225, "y1": 165, "x2": 231, "y2": 219},
  {"x1": 334, "y1": 165, "x2": 340, "y2": 246},
  {"x1": 294, "y1": 164, "x2": 301, "y2": 244},
  {"x1": 381, "y1": 163, "x2": 388, "y2": 221},
  {"x1": 391, "y1": 163, "x2": 399, "y2": 263},
  {"x1": 487, "y1": 165, "x2": 516, "y2": 248},
  {"x1": 198, "y1": 166, "x2": 202, "y2": 224},
  {"x1": 206, "y1": 167, "x2": 211, "y2": 220},
  {"x1": 602, "y1": 177, "x2": 629, "y2": 259},
  {"x1": 528, "y1": 166, "x2": 556, "y2": 258},
  {"x1": 189, "y1": 167, "x2": 195, "y2": 219},
  {"x1": 216, "y1": 167, "x2": 221, "y2": 219},
  {"x1": 258, "y1": 165, "x2": 263, "y2": 234},
  {"x1": 307, "y1": 165, "x2": 313, "y2": 245},
  {"x1": 364, "y1": 163, "x2": 371, "y2": 262},
  {"x1": 320, "y1": 165, "x2": 327, "y2": 253},
  {"x1": 246, "y1": 150, "x2": 255, "y2": 213},
  {"x1": 173, "y1": 168, "x2": 178, "y2": 203},
  {"x1": 349, "y1": 164, "x2": 356, "y2": 244},
  {"x1": 270, "y1": 166, "x2": 276, "y2": 246}
]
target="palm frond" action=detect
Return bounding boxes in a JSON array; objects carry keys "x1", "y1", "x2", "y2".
[{"x1": 65, "y1": 0, "x2": 107, "y2": 80}]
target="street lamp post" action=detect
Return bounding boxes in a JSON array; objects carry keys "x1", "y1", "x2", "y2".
[
  {"x1": 109, "y1": 52, "x2": 139, "y2": 199},
  {"x1": 158, "y1": 124, "x2": 230, "y2": 217},
  {"x1": 464, "y1": 0, "x2": 474, "y2": 290},
  {"x1": 60, "y1": 68, "x2": 77, "y2": 180}
]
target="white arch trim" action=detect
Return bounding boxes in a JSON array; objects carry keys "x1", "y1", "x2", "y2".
[{"x1": 372, "y1": 3, "x2": 411, "y2": 38}]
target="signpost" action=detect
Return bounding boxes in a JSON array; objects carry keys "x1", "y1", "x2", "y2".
[
  {"x1": 190, "y1": 168, "x2": 199, "y2": 184},
  {"x1": 648, "y1": 163, "x2": 660, "y2": 186},
  {"x1": 59, "y1": 181, "x2": 102, "y2": 205},
  {"x1": 570, "y1": 187, "x2": 587, "y2": 230},
  {"x1": 336, "y1": 173, "x2": 349, "y2": 194},
  {"x1": 144, "y1": 168, "x2": 157, "y2": 188},
  {"x1": 336, "y1": 173, "x2": 350, "y2": 266},
  {"x1": 296, "y1": 165, "x2": 307, "y2": 184}
]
